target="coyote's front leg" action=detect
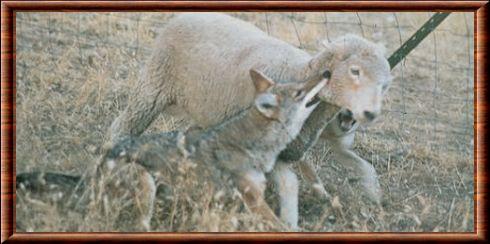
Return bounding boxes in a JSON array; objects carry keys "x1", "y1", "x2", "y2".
[{"x1": 273, "y1": 163, "x2": 300, "y2": 230}]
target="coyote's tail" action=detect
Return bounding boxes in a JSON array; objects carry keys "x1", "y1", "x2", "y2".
[{"x1": 16, "y1": 171, "x2": 87, "y2": 208}]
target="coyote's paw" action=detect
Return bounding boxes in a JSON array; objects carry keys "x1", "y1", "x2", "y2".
[
  {"x1": 362, "y1": 177, "x2": 382, "y2": 205},
  {"x1": 287, "y1": 223, "x2": 301, "y2": 232},
  {"x1": 312, "y1": 183, "x2": 331, "y2": 201}
]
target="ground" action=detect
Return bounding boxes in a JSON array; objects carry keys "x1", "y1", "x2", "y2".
[{"x1": 15, "y1": 12, "x2": 474, "y2": 232}]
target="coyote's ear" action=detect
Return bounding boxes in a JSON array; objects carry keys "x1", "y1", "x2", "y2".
[
  {"x1": 250, "y1": 69, "x2": 275, "y2": 93},
  {"x1": 254, "y1": 93, "x2": 280, "y2": 120}
]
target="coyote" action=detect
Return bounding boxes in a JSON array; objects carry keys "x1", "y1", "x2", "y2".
[
  {"x1": 17, "y1": 69, "x2": 327, "y2": 231},
  {"x1": 107, "y1": 13, "x2": 392, "y2": 228}
]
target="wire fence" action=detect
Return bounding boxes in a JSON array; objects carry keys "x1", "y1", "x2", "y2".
[{"x1": 15, "y1": 12, "x2": 474, "y2": 162}]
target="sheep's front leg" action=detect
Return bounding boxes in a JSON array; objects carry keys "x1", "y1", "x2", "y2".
[
  {"x1": 273, "y1": 162, "x2": 300, "y2": 230},
  {"x1": 333, "y1": 145, "x2": 382, "y2": 204},
  {"x1": 237, "y1": 170, "x2": 285, "y2": 229}
]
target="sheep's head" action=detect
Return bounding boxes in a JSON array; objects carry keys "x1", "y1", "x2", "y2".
[{"x1": 310, "y1": 34, "x2": 393, "y2": 124}]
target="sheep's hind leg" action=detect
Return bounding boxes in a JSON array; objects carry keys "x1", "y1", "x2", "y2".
[{"x1": 107, "y1": 49, "x2": 175, "y2": 146}]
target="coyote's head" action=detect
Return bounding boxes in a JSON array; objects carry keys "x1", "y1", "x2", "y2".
[
  {"x1": 309, "y1": 34, "x2": 393, "y2": 124},
  {"x1": 250, "y1": 69, "x2": 326, "y2": 138}
]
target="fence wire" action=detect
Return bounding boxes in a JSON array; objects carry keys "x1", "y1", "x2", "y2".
[{"x1": 15, "y1": 12, "x2": 474, "y2": 162}]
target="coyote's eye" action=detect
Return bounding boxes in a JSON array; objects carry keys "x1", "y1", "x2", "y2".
[
  {"x1": 260, "y1": 103, "x2": 274, "y2": 109},
  {"x1": 293, "y1": 90, "x2": 305, "y2": 100}
]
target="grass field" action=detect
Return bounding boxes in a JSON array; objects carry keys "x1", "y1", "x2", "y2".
[{"x1": 15, "y1": 12, "x2": 474, "y2": 232}]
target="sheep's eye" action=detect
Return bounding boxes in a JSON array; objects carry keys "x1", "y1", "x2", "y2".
[
  {"x1": 350, "y1": 68, "x2": 360, "y2": 76},
  {"x1": 322, "y1": 70, "x2": 331, "y2": 79}
]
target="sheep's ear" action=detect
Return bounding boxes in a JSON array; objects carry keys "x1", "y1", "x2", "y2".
[
  {"x1": 250, "y1": 69, "x2": 275, "y2": 93},
  {"x1": 320, "y1": 39, "x2": 336, "y2": 56},
  {"x1": 376, "y1": 43, "x2": 387, "y2": 57},
  {"x1": 309, "y1": 40, "x2": 336, "y2": 71},
  {"x1": 254, "y1": 93, "x2": 280, "y2": 119}
]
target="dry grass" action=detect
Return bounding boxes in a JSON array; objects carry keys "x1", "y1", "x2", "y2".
[{"x1": 15, "y1": 12, "x2": 474, "y2": 232}]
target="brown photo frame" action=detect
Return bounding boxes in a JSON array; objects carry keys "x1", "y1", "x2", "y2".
[{"x1": 1, "y1": 0, "x2": 488, "y2": 242}]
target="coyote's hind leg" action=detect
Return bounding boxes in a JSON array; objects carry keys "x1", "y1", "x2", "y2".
[
  {"x1": 237, "y1": 170, "x2": 285, "y2": 229},
  {"x1": 134, "y1": 170, "x2": 157, "y2": 231}
]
